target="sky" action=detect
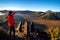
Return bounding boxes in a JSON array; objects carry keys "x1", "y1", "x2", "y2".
[{"x1": 0, "y1": 0, "x2": 60, "y2": 12}]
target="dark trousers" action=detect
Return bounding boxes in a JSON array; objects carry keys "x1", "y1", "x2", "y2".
[{"x1": 10, "y1": 26, "x2": 15, "y2": 39}]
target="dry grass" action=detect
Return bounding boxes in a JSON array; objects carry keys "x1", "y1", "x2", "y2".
[
  {"x1": 33, "y1": 20, "x2": 60, "y2": 27},
  {"x1": 32, "y1": 20, "x2": 60, "y2": 40},
  {"x1": 32, "y1": 20, "x2": 60, "y2": 34}
]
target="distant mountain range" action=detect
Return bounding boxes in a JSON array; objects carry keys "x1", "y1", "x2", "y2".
[
  {"x1": 0, "y1": 10, "x2": 60, "y2": 20},
  {"x1": 0, "y1": 10, "x2": 36, "y2": 14}
]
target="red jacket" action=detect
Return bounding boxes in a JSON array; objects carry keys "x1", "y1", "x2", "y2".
[{"x1": 7, "y1": 12, "x2": 16, "y2": 27}]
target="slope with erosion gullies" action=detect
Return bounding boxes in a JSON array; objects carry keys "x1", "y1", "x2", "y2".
[{"x1": 40, "y1": 13, "x2": 60, "y2": 20}]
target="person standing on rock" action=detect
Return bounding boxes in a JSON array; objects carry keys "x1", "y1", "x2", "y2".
[{"x1": 7, "y1": 11, "x2": 16, "y2": 39}]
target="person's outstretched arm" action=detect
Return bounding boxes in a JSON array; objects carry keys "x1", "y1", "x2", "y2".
[{"x1": 11, "y1": 12, "x2": 16, "y2": 15}]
